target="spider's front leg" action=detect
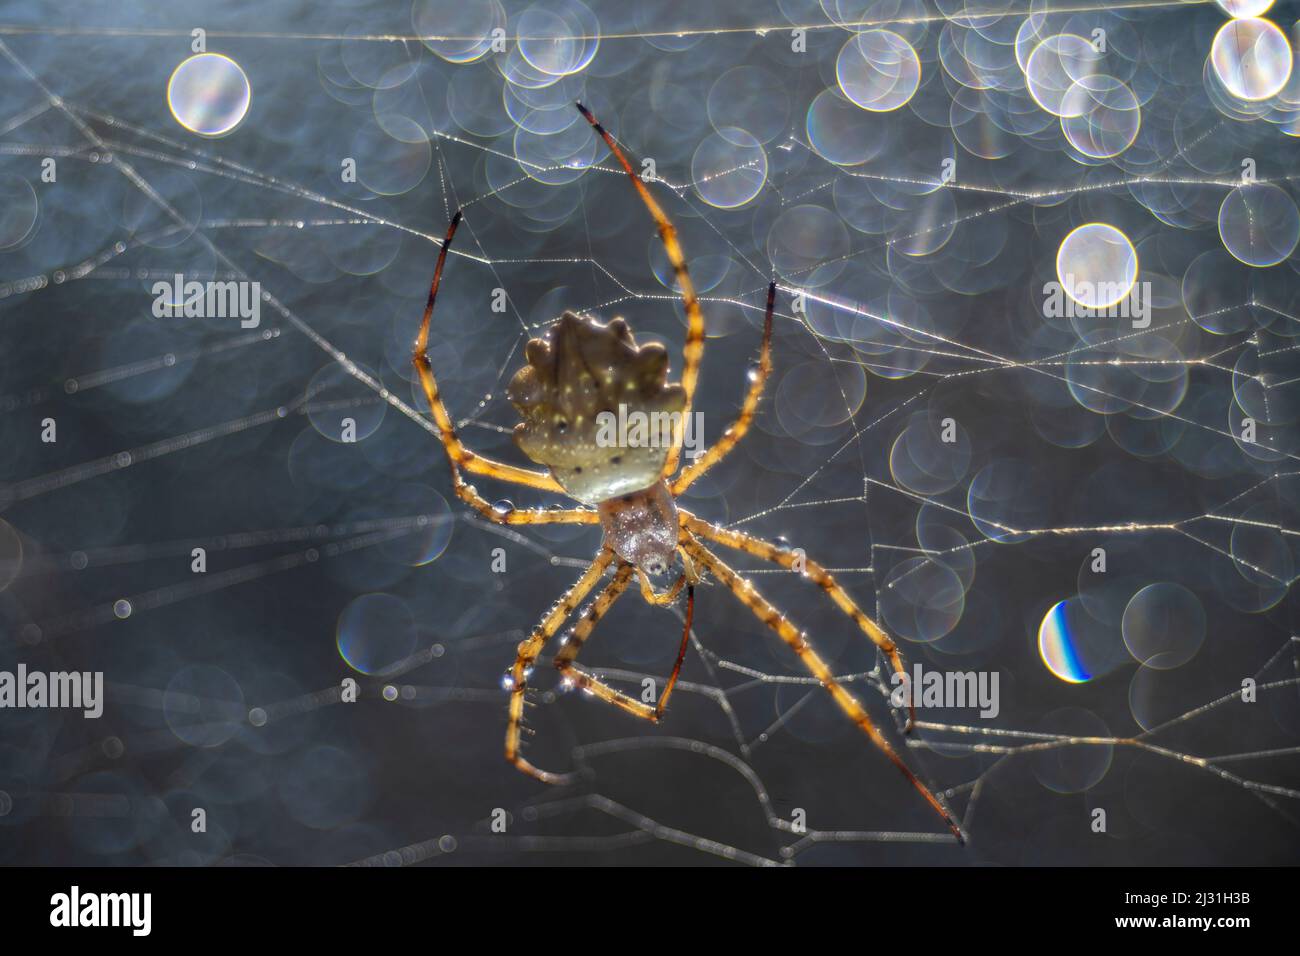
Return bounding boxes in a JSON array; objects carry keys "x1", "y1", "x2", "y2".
[
  {"x1": 410, "y1": 208, "x2": 574, "y2": 519},
  {"x1": 505, "y1": 549, "x2": 617, "y2": 784},
  {"x1": 455, "y1": 479, "x2": 600, "y2": 527},
  {"x1": 577, "y1": 102, "x2": 705, "y2": 478},
  {"x1": 671, "y1": 281, "x2": 776, "y2": 494}
]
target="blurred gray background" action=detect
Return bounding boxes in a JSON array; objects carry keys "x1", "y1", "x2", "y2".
[{"x1": 0, "y1": 0, "x2": 1298, "y2": 865}]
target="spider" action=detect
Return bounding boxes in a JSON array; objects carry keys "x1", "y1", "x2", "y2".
[{"x1": 410, "y1": 102, "x2": 963, "y2": 844}]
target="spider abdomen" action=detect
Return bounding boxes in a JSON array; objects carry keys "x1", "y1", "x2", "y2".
[{"x1": 507, "y1": 312, "x2": 686, "y2": 506}]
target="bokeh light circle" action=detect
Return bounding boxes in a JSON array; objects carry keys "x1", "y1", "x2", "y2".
[
  {"x1": 0, "y1": 174, "x2": 37, "y2": 249},
  {"x1": 166, "y1": 53, "x2": 251, "y2": 136},
  {"x1": 413, "y1": 0, "x2": 506, "y2": 64},
  {"x1": 1031, "y1": 708, "x2": 1114, "y2": 793},
  {"x1": 1060, "y1": 75, "x2": 1140, "y2": 158},
  {"x1": 1215, "y1": 0, "x2": 1273, "y2": 16},
  {"x1": 1121, "y1": 583, "x2": 1206, "y2": 670},
  {"x1": 1025, "y1": 34, "x2": 1100, "y2": 117},
  {"x1": 879, "y1": 557, "x2": 966, "y2": 644},
  {"x1": 836, "y1": 30, "x2": 921, "y2": 113},
  {"x1": 1210, "y1": 18, "x2": 1292, "y2": 102},
  {"x1": 163, "y1": 665, "x2": 245, "y2": 747},
  {"x1": 337, "y1": 593, "x2": 418, "y2": 677},
  {"x1": 767, "y1": 204, "x2": 850, "y2": 286},
  {"x1": 692, "y1": 128, "x2": 767, "y2": 209},
  {"x1": 0, "y1": 518, "x2": 21, "y2": 592},
  {"x1": 1055, "y1": 223, "x2": 1138, "y2": 309},
  {"x1": 1038, "y1": 600, "x2": 1092, "y2": 683},
  {"x1": 516, "y1": 1, "x2": 600, "y2": 77},
  {"x1": 806, "y1": 87, "x2": 889, "y2": 165},
  {"x1": 1217, "y1": 183, "x2": 1300, "y2": 266},
  {"x1": 706, "y1": 66, "x2": 791, "y2": 145}
]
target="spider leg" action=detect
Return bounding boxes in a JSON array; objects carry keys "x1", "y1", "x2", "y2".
[
  {"x1": 412, "y1": 209, "x2": 566, "y2": 497},
  {"x1": 576, "y1": 102, "x2": 704, "y2": 479},
  {"x1": 679, "y1": 532, "x2": 964, "y2": 845},
  {"x1": 657, "y1": 583, "x2": 694, "y2": 718},
  {"x1": 555, "y1": 566, "x2": 695, "y2": 722},
  {"x1": 672, "y1": 281, "x2": 776, "y2": 495},
  {"x1": 505, "y1": 548, "x2": 616, "y2": 784},
  {"x1": 635, "y1": 567, "x2": 686, "y2": 606},
  {"x1": 681, "y1": 511, "x2": 917, "y2": 731},
  {"x1": 477, "y1": 505, "x2": 599, "y2": 526}
]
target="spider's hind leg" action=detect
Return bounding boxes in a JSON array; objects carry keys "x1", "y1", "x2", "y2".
[
  {"x1": 505, "y1": 549, "x2": 616, "y2": 784},
  {"x1": 554, "y1": 566, "x2": 695, "y2": 722},
  {"x1": 681, "y1": 512, "x2": 917, "y2": 732},
  {"x1": 679, "y1": 531, "x2": 965, "y2": 845}
]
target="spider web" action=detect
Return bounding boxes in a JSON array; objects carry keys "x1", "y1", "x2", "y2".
[{"x1": 0, "y1": 0, "x2": 1298, "y2": 866}]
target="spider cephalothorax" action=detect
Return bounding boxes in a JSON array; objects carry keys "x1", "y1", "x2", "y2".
[
  {"x1": 406, "y1": 102, "x2": 965, "y2": 844},
  {"x1": 506, "y1": 312, "x2": 686, "y2": 507},
  {"x1": 595, "y1": 479, "x2": 679, "y2": 576}
]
